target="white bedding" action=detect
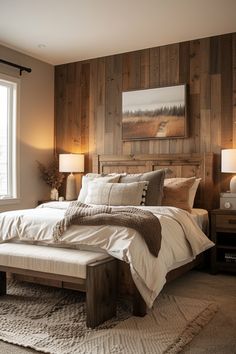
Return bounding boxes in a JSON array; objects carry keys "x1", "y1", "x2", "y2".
[{"x1": 0, "y1": 202, "x2": 214, "y2": 307}]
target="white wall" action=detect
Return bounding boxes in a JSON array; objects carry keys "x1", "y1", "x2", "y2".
[{"x1": 0, "y1": 45, "x2": 54, "y2": 211}]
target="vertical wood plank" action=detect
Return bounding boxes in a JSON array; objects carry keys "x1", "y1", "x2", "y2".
[
  {"x1": 200, "y1": 109, "x2": 211, "y2": 152},
  {"x1": 210, "y1": 74, "x2": 221, "y2": 153},
  {"x1": 88, "y1": 59, "x2": 98, "y2": 171},
  {"x1": 80, "y1": 63, "x2": 90, "y2": 171},
  {"x1": 140, "y1": 49, "x2": 150, "y2": 89},
  {"x1": 220, "y1": 34, "x2": 233, "y2": 149},
  {"x1": 184, "y1": 94, "x2": 199, "y2": 153},
  {"x1": 55, "y1": 65, "x2": 67, "y2": 153},
  {"x1": 105, "y1": 55, "x2": 123, "y2": 155},
  {"x1": 200, "y1": 38, "x2": 211, "y2": 109},
  {"x1": 113, "y1": 55, "x2": 123, "y2": 155},
  {"x1": 149, "y1": 47, "x2": 160, "y2": 88},
  {"x1": 190, "y1": 40, "x2": 200, "y2": 95},
  {"x1": 210, "y1": 36, "x2": 221, "y2": 75},
  {"x1": 96, "y1": 57, "x2": 106, "y2": 154},
  {"x1": 200, "y1": 38, "x2": 211, "y2": 153},
  {"x1": 189, "y1": 40, "x2": 201, "y2": 152},
  {"x1": 233, "y1": 34, "x2": 236, "y2": 148},
  {"x1": 179, "y1": 41, "x2": 190, "y2": 84},
  {"x1": 122, "y1": 51, "x2": 141, "y2": 91}
]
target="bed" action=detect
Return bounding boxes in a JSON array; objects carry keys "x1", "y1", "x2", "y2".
[
  {"x1": 92, "y1": 152, "x2": 215, "y2": 312},
  {"x1": 0, "y1": 152, "x2": 215, "y2": 326}
]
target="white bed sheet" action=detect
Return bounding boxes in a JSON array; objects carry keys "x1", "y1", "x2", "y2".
[{"x1": 0, "y1": 203, "x2": 213, "y2": 307}]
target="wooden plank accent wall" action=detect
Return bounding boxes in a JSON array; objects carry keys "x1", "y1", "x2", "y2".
[{"x1": 55, "y1": 33, "x2": 236, "y2": 195}]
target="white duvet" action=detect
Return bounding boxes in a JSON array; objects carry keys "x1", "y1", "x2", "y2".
[{"x1": 0, "y1": 202, "x2": 214, "y2": 307}]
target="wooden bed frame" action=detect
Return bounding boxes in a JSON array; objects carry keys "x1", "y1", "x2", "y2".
[
  {"x1": 0, "y1": 153, "x2": 215, "y2": 326},
  {"x1": 93, "y1": 152, "x2": 215, "y2": 315}
]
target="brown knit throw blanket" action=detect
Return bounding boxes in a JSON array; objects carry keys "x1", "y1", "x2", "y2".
[{"x1": 53, "y1": 201, "x2": 162, "y2": 257}]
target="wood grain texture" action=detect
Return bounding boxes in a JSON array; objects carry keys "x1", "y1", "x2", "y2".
[
  {"x1": 55, "y1": 33, "x2": 235, "y2": 195},
  {"x1": 233, "y1": 34, "x2": 236, "y2": 148},
  {"x1": 86, "y1": 259, "x2": 117, "y2": 328}
]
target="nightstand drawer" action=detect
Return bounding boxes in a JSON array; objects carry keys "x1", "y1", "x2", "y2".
[{"x1": 216, "y1": 214, "x2": 236, "y2": 229}]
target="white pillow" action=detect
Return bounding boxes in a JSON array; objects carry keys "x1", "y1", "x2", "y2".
[
  {"x1": 85, "y1": 181, "x2": 149, "y2": 206},
  {"x1": 78, "y1": 175, "x2": 120, "y2": 202}
]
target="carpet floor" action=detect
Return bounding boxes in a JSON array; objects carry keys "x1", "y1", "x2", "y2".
[{"x1": 0, "y1": 270, "x2": 235, "y2": 353}]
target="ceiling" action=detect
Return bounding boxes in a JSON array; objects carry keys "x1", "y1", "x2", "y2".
[{"x1": 1, "y1": 0, "x2": 236, "y2": 66}]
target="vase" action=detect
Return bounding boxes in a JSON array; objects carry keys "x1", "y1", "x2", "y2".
[{"x1": 50, "y1": 188, "x2": 59, "y2": 201}]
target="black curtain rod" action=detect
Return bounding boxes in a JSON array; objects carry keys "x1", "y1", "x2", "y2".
[{"x1": 0, "y1": 59, "x2": 32, "y2": 76}]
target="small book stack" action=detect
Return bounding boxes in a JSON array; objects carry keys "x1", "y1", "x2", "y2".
[{"x1": 225, "y1": 252, "x2": 236, "y2": 263}]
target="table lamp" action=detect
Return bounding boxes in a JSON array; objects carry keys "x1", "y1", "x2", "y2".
[
  {"x1": 221, "y1": 149, "x2": 236, "y2": 193},
  {"x1": 59, "y1": 154, "x2": 84, "y2": 200}
]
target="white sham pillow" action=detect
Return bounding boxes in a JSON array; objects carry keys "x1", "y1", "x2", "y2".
[
  {"x1": 85, "y1": 181, "x2": 149, "y2": 206},
  {"x1": 78, "y1": 175, "x2": 120, "y2": 202}
]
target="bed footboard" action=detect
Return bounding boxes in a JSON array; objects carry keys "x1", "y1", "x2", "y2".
[{"x1": 86, "y1": 258, "x2": 117, "y2": 328}]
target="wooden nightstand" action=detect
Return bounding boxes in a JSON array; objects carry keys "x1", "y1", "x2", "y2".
[{"x1": 210, "y1": 209, "x2": 236, "y2": 274}]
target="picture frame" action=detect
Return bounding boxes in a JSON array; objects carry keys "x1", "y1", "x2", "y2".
[{"x1": 122, "y1": 84, "x2": 187, "y2": 140}]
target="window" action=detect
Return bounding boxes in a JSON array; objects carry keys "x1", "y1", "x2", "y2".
[{"x1": 0, "y1": 74, "x2": 19, "y2": 202}]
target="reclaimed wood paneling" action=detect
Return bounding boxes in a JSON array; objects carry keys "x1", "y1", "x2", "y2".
[
  {"x1": 233, "y1": 34, "x2": 236, "y2": 148},
  {"x1": 220, "y1": 34, "x2": 233, "y2": 149},
  {"x1": 55, "y1": 32, "x2": 235, "y2": 195}
]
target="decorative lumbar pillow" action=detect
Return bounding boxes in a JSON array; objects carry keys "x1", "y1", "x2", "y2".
[
  {"x1": 119, "y1": 169, "x2": 166, "y2": 206},
  {"x1": 85, "y1": 181, "x2": 149, "y2": 206},
  {"x1": 162, "y1": 177, "x2": 196, "y2": 212},
  {"x1": 78, "y1": 175, "x2": 120, "y2": 203}
]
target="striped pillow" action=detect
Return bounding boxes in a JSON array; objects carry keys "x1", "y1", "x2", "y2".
[
  {"x1": 78, "y1": 175, "x2": 120, "y2": 203},
  {"x1": 85, "y1": 181, "x2": 149, "y2": 206}
]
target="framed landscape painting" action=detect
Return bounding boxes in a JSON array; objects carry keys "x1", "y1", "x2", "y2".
[{"x1": 122, "y1": 84, "x2": 187, "y2": 140}]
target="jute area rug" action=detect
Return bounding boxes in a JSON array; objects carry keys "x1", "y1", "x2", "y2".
[{"x1": 0, "y1": 281, "x2": 218, "y2": 354}]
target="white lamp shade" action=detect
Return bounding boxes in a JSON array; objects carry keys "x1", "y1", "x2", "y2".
[
  {"x1": 221, "y1": 149, "x2": 236, "y2": 173},
  {"x1": 59, "y1": 154, "x2": 84, "y2": 173}
]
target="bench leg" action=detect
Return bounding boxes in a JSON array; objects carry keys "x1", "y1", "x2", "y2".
[
  {"x1": 0, "y1": 272, "x2": 6, "y2": 296},
  {"x1": 86, "y1": 259, "x2": 117, "y2": 328},
  {"x1": 133, "y1": 283, "x2": 146, "y2": 317}
]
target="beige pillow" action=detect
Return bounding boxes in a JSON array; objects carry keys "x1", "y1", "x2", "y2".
[
  {"x1": 162, "y1": 177, "x2": 196, "y2": 212},
  {"x1": 164, "y1": 177, "x2": 201, "y2": 209},
  {"x1": 78, "y1": 175, "x2": 120, "y2": 202},
  {"x1": 85, "y1": 181, "x2": 149, "y2": 206}
]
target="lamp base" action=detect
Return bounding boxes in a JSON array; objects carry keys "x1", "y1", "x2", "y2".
[
  {"x1": 230, "y1": 175, "x2": 236, "y2": 193},
  {"x1": 66, "y1": 173, "x2": 77, "y2": 200}
]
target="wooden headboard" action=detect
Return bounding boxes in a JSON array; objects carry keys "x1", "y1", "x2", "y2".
[{"x1": 92, "y1": 153, "x2": 215, "y2": 210}]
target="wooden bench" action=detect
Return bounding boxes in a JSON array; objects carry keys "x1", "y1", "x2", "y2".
[{"x1": 0, "y1": 243, "x2": 117, "y2": 328}]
